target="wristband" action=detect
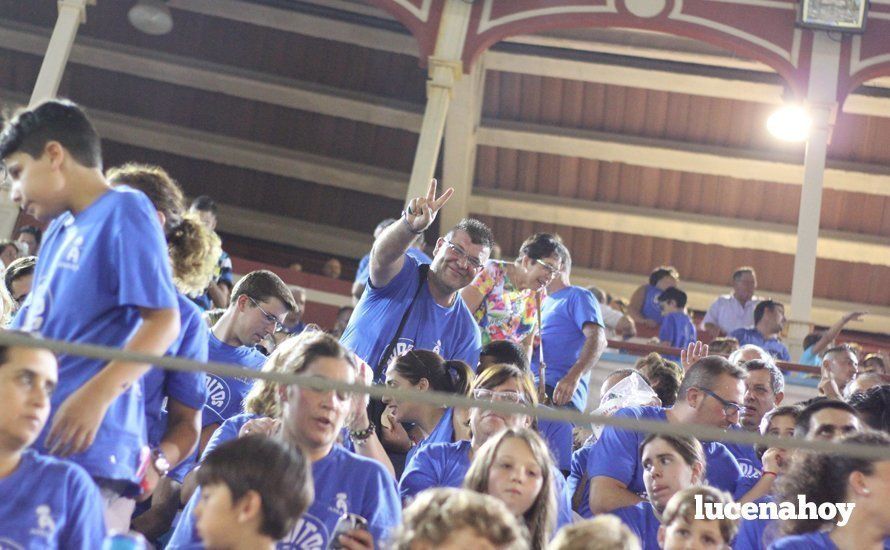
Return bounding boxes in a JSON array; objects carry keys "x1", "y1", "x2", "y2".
[
  {"x1": 350, "y1": 422, "x2": 376, "y2": 444},
  {"x1": 761, "y1": 470, "x2": 778, "y2": 478},
  {"x1": 400, "y1": 212, "x2": 425, "y2": 235}
]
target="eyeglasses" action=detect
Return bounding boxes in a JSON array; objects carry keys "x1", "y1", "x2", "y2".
[
  {"x1": 695, "y1": 387, "x2": 747, "y2": 418},
  {"x1": 248, "y1": 296, "x2": 284, "y2": 332},
  {"x1": 442, "y1": 238, "x2": 484, "y2": 270},
  {"x1": 472, "y1": 388, "x2": 527, "y2": 404},
  {"x1": 534, "y1": 258, "x2": 560, "y2": 278}
]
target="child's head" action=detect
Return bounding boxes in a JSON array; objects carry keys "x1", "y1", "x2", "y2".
[
  {"x1": 195, "y1": 434, "x2": 313, "y2": 546},
  {"x1": 1, "y1": 100, "x2": 103, "y2": 221},
  {"x1": 464, "y1": 428, "x2": 556, "y2": 549},
  {"x1": 227, "y1": 270, "x2": 297, "y2": 346},
  {"x1": 639, "y1": 434, "x2": 705, "y2": 513},
  {"x1": 657, "y1": 486, "x2": 737, "y2": 550},
  {"x1": 657, "y1": 287, "x2": 687, "y2": 313},
  {"x1": 388, "y1": 488, "x2": 528, "y2": 550},
  {"x1": 548, "y1": 515, "x2": 641, "y2": 550},
  {"x1": 0, "y1": 336, "x2": 58, "y2": 452}
]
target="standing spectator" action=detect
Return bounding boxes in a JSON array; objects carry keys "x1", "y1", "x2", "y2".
[
  {"x1": 0, "y1": 239, "x2": 20, "y2": 269},
  {"x1": 701, "y1": 267, "x2": 760, "y2": 337},
  {"x1": 4, "y1": 99, "x2": 181, "y2": 530},
  {"x1": 3, "y1": 255, "x2": 36, "y2": 310},
  {"x1": 628, "y1": 266, "x2": 679, "y2": 328},
  {"x1": 352, "y1": 218, "x2": 430, "y2": 304},
  {"x1": 729, "y1": 300, "x2": 790, "y2": 361},
  {"x1": 461, "y1": 232, "x2": 563, "y2": 352},
  {"x1": 340, "y1": 179, "x2": 489, "y2": 381},
  {"x1": 14, "y1": 225, "x2": 41, "y2": 256},
  {"x1": 654, "y1": 288, "x2": 696, "y2": 360},
  {"x1": 798, "y1": 311, "x2": 866, "y2": 366},
  {"x1": 190, "y1": 195, "x2": 234, "y2": 310},
  {"x1": 532, "y1": 244, "x2": 606, "y2": 411}
]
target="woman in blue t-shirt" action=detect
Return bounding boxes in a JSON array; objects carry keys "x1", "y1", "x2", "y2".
[
  {"x1": 612, "y1": 433, "x2": 707, "y2": 550},
  {"x1": 464, "y1": 428, "x2": 557, "y2": 550},
  {"x1": 770, "y1": 431, "x2": 890, "y2": 550},
  {"x1": 168, "y1": 333, "x2": 401, "y2": 549},
  {"x1": 629, "y1": 266, "x2": 680, "y2": 328}
]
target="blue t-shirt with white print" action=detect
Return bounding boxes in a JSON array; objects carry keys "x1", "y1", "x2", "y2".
[
  {"x1": 642, "y1": 285, "x2": 664, "y2": 324},
  {"x1": 144, "y1": 293, "x2": 209, "y2": 449},
  {"x1": 614, "y1": 501, "x2": 661, "y2": 550},
  {"x1": 400, "y1": 439, "x2": 574, "y2": 529},
  {"x1": 12, "y1": 187, "x2": 178, "y2": 491},
  {"x1": 724, "y1": 426, "x2": 763, "y2": 498},
  {"x1": 586, "y1": 406, "x2": 744, "y2": 498},
  {"x1": 0, "y1": 450, "x2": 106, "y2": 549},
  {"x1": 201, "y1": 331, "x2": 266, "y2": 428},
  {"x1": 168, "y1": 445, "x2": 401, "y2": 549},
  {"x1": 340, "y1": 254, "x2": 481, "y2": 381},
  {"x1": 531, "y1": 286, "x2": 604, "y2": 411}
]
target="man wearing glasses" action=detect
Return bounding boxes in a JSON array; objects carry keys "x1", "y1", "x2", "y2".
[
  {"x1": 586, "y1": 356, "x2": 748, "y2": 516},
  {"x1": 340, "y1": 179, "x2": 492, "y2": 381}
]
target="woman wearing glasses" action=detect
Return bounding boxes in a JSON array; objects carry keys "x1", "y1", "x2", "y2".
[{"x1": 460, "y1": 233, "x2": 564, "y2": 355}]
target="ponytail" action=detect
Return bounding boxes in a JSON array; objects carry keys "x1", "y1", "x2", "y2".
[
  {"x1": 444, "y1": 360, "x2": 474, "y2": 396},
  {"x1": 391, "y1": 350, "x2": 473, "y2": 396}
]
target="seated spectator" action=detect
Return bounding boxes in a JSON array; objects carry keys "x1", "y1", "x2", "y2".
[
  {"x1": 461, "y1": 232, "x2": 563, "y2": 352},
  {"x1": 190, "y1": 195, "x2": 233, "y2": 310},
  {"x1": 193, "y1": 435, "x2": 312, "y2": 550},
  {"x1": 479, "y1": 339, "x2": 530, "y2": 373},
  {"x1": 848, "y1": 384, "x2": 890, "y2": 433},
  {"x1": 861, "y1": 353, "x2": 887, "y2": 375},
  {"x1": 798, "y1": 311, "x2": 866, "y2": 366},
  {"x1": 322, "y1": 257, "x2": 342, "y2": 279},
  {"x1": 844, "y1": 373, "x2": 890, "y2": 400},
  {"x1": 729, "y1": 300, "x2": 790, "y2": 361},
  {"x1": 771, "y1": 431, "x2": 890, "y2": 549},
  {"x1": 818, "y1": 344, "x2": 860, "y2": 400},
  {"x1": 590, "y1": 285, "x2": 637, "y2": 342},
  {"x1": 548, "y1": 515, "x2": 641, "y2": 550},
  {"x1": 657, "y1": 487, "x2": 738, "y2": 550},
  {"x1": 613, "y1": 434, "x2": 706, "y2": 549},
  {"x1": 587, "y1": 357, "x2": 746, "y2": 515},
  {"x1": 794, "y1": 399, "x2": 861, "y2": 440},
  {"x1": 0, "y1": 239, "x2": 20, "y2": 269},
  {"x1": 634, "y1": 353, "x2": 683, "y2": 408},
  {"x1": 352, "y1": 218, "x2": 430, "y2": 304},
  {"x1": 328, "y1": 305, "x2": 353, "y2": 339},
  {"x1": 170, "y1": 333, "x2": 401, "y2": 549},
  {"x1": 707, "y1": 337, "x2": 739, "y2": 356},
  {"x1": 464, "y1": 428, "x2": 558, "y2": 549},
  {"x1": 628, "y1": 266, "x2": 679, "y2": 328},
  {"x1": 14, "y1": 225, "x2": 41, "y2": 256},
  {"x1": 702, "y1": 266, "x2": 760, "y2": 338},
  {"x1": 0, "y1": 338, "x2": 106, "y2": 546},
  {"x1": 387, "y1": 488, "x2": 527, "y2": 550},
  {"x1": 654, "y1": 288, "x2": 696, "y2": 359},
  {"x1": 3, "y1": 255, "x2": 35, "y2": 310}
]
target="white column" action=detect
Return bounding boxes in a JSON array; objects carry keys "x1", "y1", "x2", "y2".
[
  {"x1": 404, "y1": 0, "x2": 474, "y2": 204},
  {"x1": 439, "y1": 59, "x2": 484, "y2": 233},
  {"x1": 787, "y1": 32, "x2": 841, "y2": 359},
  {"x1": 29, "y1": 0, "x2": 91, "y2": 106}
]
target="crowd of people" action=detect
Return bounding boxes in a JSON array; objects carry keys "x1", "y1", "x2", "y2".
[{"x1": 2, "y1": 99, "x2": 890, "y2": 550}]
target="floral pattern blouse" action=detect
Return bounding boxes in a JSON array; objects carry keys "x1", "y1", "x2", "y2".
[{"x1": 469, "y1": 260, "x2": 539, "y2": 347}]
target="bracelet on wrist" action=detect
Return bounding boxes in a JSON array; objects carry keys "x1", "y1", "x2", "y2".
[
  {"x1": 400, "y1": 212, "x2": 425, "y2": 235},
  {"x1": 761, "y1": 470, "x2": 778, "y2": 478},
  {"x1": 349, "y1": 421, "x2": 376, "y2": 444}
]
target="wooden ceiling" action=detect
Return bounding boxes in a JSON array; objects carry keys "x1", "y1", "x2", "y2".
[{"x1": 1, "y1": 0, "x2": 888, "y2": 329}]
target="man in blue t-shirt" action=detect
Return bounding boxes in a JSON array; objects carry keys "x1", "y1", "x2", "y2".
[
  {"x1": 655, "y1": 287, "x2": 696, "y2": 361},
  {"x1": 587, "y1": 356, "x2": 748, "y2": 515},
  {"x1": 730, "y1": 300, "x2": 791, "y2": 361},
  {"x1": 352, "y1": 217, "x2": 431, "y2": 304},
  {"x1": 4, "y1": 100, "x2": 181, "y2": 531},
  {"x1": 531, "y1": 245, "x2": 606, "y2": 412},
  {"x1": 0, "y1": 340, "x2": 106, "y2": 548},
  {"x1": 340, "y1": 179, "x2": 490, "y2": 380}
]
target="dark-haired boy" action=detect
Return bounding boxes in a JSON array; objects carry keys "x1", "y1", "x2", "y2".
[
  {"x1": 2, "y1": 99, "x2": 180, "y2": 530},
  {"x1": 656, "y1": 287, "x2": 696, "y2": 359},
  {"x1": 193, "y1": 435, "x2": 313, "y2": 550}
]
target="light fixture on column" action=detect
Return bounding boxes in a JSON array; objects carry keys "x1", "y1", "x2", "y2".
[
  {"x1": 798, "y1": 0, "x2": 868, "y2": 32},
  {"x1": 767, "y1": 104, "x2": 812, "y2": 142},
  {"x1": 128, "y1": 0, "x2": 173, "y2": 35}
]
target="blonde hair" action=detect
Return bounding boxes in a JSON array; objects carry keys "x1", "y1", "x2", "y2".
[
  {"x1": 547, "y1": 515, "x2": 641, "y2": 550},
  {"x1": 242, "y1": 330, "x2": 353, "y2": 418},
  {"x1": 387, "y1": 488, "x2": 528, "y2": 550},
  {"x1": 661, "y1": 486, "x2": 738, "y2": 544},
  {"x1": 464, "y1": 428, "x2": 555, "y2": 550}
]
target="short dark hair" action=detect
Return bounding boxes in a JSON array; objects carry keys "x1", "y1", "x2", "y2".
[
  {"x1": 15, "y1": 225, "x2": 41, "y2": 244},
  {"x1": 4, "y1": 255, "x2": 36, "y2": 293},
  {"x1": 231, "y1": 270, "x2": 297, "y2": 312},
  {"x1": 847, "y1": 384, "x2": 890, "y2": 433},
  {"x1": 447, "y1": 218, "x2": 494, "y2": 249},
  {"x1": 753, "y1": 299, "x2": 783, "y2": 326},
  {"x1": 794, "y1": 399, "x2": 857, "y2": 438},
  {"x1": 635, "y1": 352, "x2": 683, "y2": 407},
  {"x1": 657, "y1": 287, "x2": 687, "y2": 308},
  {"x1": 197, "y1": 435, "x2": 313, "y2": 539},
  {"x1": 677, "y1": 356, "x2": 747, "y2": 400},
  {"x1": 0, "y1": 99, "x2": 102, "y2": 168},
  {"x1": 732, "y1": 266, "x2": 756, "y2": 281},
  {"x1": 802, "y1": 332, "x2": 822, "y2": 351},
  {"x1": 480, "y1": 340, "x2": 529, "y2": 372},
  {"x1": 742, "y1": 359, "x2": 784, "y2": 395},
  {"x1": 648, "y1": 266, "x2": 679, "y2": 287},
  {"x1": 190, "y1": 195, "x2": 218, "y2": 216},
  {"x1": 518, "y1": 233, "x2": 563, "y2": 262}
]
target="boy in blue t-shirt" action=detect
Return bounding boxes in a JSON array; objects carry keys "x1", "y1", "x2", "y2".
[
  {"x1": 0, "y1": 339, "x2": 106, "y2": 547},
  {"x1": 3, "y1": 100, "x2": 181, "y2": 530},
  {"x1": 655, "y1": 287, "x2": 696, "y2": 360}
]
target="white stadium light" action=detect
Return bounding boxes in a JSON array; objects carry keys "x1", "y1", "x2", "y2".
[{"x1": 767, "y1": 105, "x2": 812, "y2": 142}]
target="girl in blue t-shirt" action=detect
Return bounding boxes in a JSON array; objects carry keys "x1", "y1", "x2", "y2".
[
  {"x1": 169, "y1": 332, "x2": 401, "y2": 549},
  {"x1": 770, "y1": 431, "x2": 890, "y2": 550},
  {"x1": 613, "y1": 433, "x2": 707, "y2": 550},
  {"x1": 658, "y1": 486, "x2": 738, "y2": 550},
  {"x1": 464, "y1": 428, "x2": 557, "y2": 550}
]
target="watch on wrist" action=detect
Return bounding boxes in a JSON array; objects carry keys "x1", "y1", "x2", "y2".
[{"x1": 152, "y1": 448, "x2": 171, "y2": 477}]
